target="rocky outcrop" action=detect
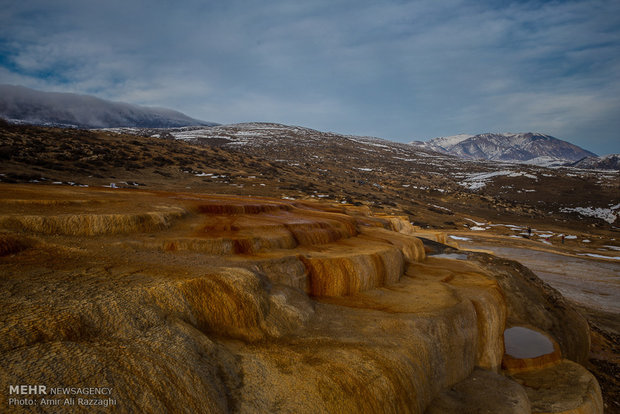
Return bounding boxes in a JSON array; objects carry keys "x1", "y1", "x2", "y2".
[
  {"x1": 426, "y1": 368, "x2": 532, "y2": 414},
  {"x1": 468, "y1": 252, "x2": 591, "y2": 365},
  {"x1": 511, "y1": 360, "x2": 604, "y2": 414},
  {"x1": 0, "y1": 184, "x2": 602, "y2": 413}
]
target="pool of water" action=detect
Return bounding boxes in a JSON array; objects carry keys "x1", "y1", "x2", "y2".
[
  {"x1": 431, "y1": 253, "x2": 469, "y2": 260},
  {"x1": 504, "y1": 326, "x2": 555, "y2": 359}
]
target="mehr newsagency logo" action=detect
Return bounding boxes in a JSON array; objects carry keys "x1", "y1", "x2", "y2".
[{"x1": 8, "y1": 384, "x2": 116, "y2": 408}]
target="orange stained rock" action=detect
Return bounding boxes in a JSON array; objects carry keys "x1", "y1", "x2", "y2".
[
  {"x1": 359, "y1": 227, "x2": 426, "y2": 262},
  {"x1": 300, "y1": 239, "x2": 405, "y2": 296},
  {"x1": 198, "y1": 210, "x2": 357, "y2": 248},
  {"x1": 405, "y1": 257, "x2": 508, "y2": 371}
]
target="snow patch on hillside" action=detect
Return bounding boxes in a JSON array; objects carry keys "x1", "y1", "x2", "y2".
[
  {"x1": 520, "y1": 156, "x2": 568, "y2": 167},
  {"x1": 458, "y1": 170, "x2": 538, "y2": 190},
  {"x1": 560, "y1": 206, "x2": 619, "y2": 223}
]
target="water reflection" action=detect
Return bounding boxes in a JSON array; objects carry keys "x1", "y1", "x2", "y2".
[
  {"x1": 504, "y1": 326, "x2": 554, "y2": 358},
  {"x1": 432, "y1": 253, "x2": 468, "y2": 260}
]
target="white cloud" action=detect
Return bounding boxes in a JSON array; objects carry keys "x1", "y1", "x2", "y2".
[{"x1": 1, "y1": 0, "x2": 619, "y2": 153}]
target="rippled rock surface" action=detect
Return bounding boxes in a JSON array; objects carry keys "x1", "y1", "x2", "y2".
[{"x1": 0, "y1": 184, "x2": 601, "y2": 413}]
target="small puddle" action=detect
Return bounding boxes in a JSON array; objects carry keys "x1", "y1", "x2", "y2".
[
  {"x1": 504, "y1": 326, "x2": 554, "y2": 359},
  {"x1": 432, "y1": 253, "x2": 468, "y2": 260}
]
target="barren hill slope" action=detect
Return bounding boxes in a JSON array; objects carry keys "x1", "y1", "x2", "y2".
[{"x1": 1, "y1": 120, "x2": 618, "y2": 235}]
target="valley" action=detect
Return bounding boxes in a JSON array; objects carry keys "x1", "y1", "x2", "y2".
[{"x1": 0, "y1": 120, "x2": 618, "y2": 413}]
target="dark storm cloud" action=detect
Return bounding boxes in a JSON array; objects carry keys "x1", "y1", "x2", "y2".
[{"x1": 1, "y1": 0, "x2": 619, "y2": 154}]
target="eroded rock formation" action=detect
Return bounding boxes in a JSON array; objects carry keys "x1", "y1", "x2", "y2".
[{"x1": 0, "y1": 184, "x2": 602, "y2": 413}]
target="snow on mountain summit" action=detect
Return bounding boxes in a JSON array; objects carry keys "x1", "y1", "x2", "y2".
[
  {"x1": 426, "y1": 134, "x2": 475, "y2": 149},
  {"x1": 411, "y1": 132, "x2": 596, "y2": 164}
]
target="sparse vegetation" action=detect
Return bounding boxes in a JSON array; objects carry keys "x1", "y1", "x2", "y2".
[{"x1": 0, "y1": 121, "x2": 618, "y2": 412}]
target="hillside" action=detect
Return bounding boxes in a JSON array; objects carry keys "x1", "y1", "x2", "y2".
[
  {"x1": 1, "y1": 121, "x2": 618, "y2": 232},
  {"x1": 0, "y1": 84, "x2": 216, "y2": 128},
  {"x1": 153, "y1": 123, "x2": 619, "y2": 229},
  {"x1": 0, "y1": 121, "x2": 618, "y2": 412}
]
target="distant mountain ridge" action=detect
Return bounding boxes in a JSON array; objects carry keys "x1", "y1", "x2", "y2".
[
  {"x1": 411, "y1": 132, "x2": 597, "y2": 165},
  {"x1": 570, "y1": 154, "x2": 620, "y2": 170},
  {"x1": 0, "y1": 84, "x2": 216, "y2": 129}
]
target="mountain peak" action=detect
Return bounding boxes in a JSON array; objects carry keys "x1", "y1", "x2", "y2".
[{"x1": 411, "y1": 132, "x2": 596, "y2": 164}]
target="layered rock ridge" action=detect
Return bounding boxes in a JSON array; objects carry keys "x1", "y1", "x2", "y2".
[{"x1": 0, "y1": 184, "x2": 601, "y2": 413}]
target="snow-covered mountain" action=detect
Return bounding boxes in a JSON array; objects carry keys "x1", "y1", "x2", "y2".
[
  {"x1": 0, "y1": 84, "x2": 216, "y2": 129},
  {"x1": 410, "y1": 132, "x2": 596, "y2": 165},
  {"x1": 569, "y1": 154, "x2": 620, "y2": 170}
]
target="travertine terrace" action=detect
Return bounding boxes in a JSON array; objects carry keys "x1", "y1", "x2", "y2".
[{"x1": 0, "y1": 184, "x2": 603, "y2": 413}]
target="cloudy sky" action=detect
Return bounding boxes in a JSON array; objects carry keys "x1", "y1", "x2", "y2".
[{"x1": 1, "y1": 0, "x2": 619, "y2": 154}]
